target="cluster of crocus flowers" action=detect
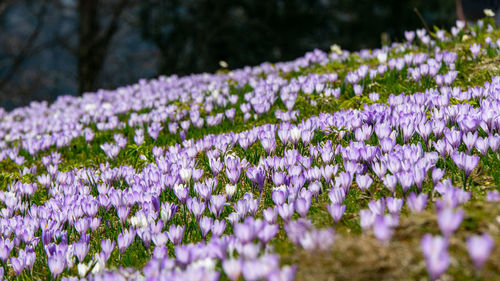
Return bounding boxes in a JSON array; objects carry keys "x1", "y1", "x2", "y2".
[{"x1": 0, "y1": 17, "x2": 498, "y2": 281}]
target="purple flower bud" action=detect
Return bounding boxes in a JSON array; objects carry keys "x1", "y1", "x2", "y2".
[
  {"x1": 386, "y1": 197, "x2": 404, "y2": 214},
  {"x1": 327, "y1": 203, "x2": 346, "y2": 223},
  {"x1": 383, "y1": 174, "x2": 397, "y2": 194},
  {"x1": 475, "y1": 137, "x2": 490, "y2": 155},
  {"x1": 74, "y1": 240, "x2": 89, "y2": 262},
  {"x1": 356, "y1": 174, "x2": 373, "y2": 191},
  {"x1": 234, "y1": 222, "x2": 256, "y2": 244},
  {"x1": 470, "y1": 43, "x2": 481, "y2": 58},
  {"x1": 486, "y1": 190, "x2": 500, "y2": 202},
  {"x1": 258, "y1": 223, "x2": 279, "y2": 244},
  {"x1": 209, "y1": 194, "x2": 226, "y2": 218},
  {"x1": 373, "y1": 216, "x2": 393, "y2": 243},
  {"x1": 467, "y1": 233, "x2": 494, "y2": 270},
  {"x1": 199, "y1": 216, "x2": 213, "y2": 239},
  {"x1": 295, "y1": 198, "x2": 310, "y2": 218},
  {"x1": 360, "y1": 209, "x2": 375, "y2": 231},
  {"x1": 167, "y1": 225, "x2": 185, "y2": 245},
  {"x1": 421, "y1": 234, "x2": 449, "y2": 281},
  {"x1": 278, "y1": 203, "x2": 294, "y2": 222},
  {"x1": 100, "y1": 239, "x2": 115, "y2": 262},
  {"x1": 263, "y1": 207, "x2": 278, "y2": 225},
  {"x1": 223, "y1": 258, "x2": 243, "y2": 281},
  {"x1": 407, "y1": 192, "x2": 428, "y2": 213},
  {"x1": 11, "y1": 256, "x2": 24, "y2": 275},
  {"x1": 117, "y1": 228, "x2": 136, "y2": 253},
  {"x1": 368, "y1": 199, "x2": 385, "y2": 216},
  {"x1": 328, "y1": 188, "x2": 346, "y2": 204},
  {"x1": 211, "y1": 219, "x2": 226, "y2": 237},
  {"x1": 272, "y1": 189, "x2": 286, "y2": 206},
  {"x1": 437, "y1": 208, "x2": 464, "y2": 237},
  {"x1": 272, "y1": 171, "x2": 286, "y2": 186}
]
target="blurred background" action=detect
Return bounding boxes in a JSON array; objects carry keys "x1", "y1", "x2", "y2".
[{"x1": 0, "y1": 0, "x2": 481, "y2": 109}]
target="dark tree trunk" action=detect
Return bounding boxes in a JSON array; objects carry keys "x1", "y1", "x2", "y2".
[
  {"x1": 78, "y1": 0, "x2": 99, "y2": 94},
  {"x1": 78, "y1": 0, "x2": 129, "y2": 95}
]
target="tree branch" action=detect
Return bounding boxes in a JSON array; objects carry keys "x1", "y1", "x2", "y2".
[
  {"x1": 0, "y1": 0, "x2": 49, "y2": 91},
  {"x1": 96, "y1": 0, "x2": 130, "y2": 48}
]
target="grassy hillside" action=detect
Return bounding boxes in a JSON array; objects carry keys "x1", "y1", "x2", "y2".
[{"x1": 0, "y1": 15, "x2": 499, "y2": 281}]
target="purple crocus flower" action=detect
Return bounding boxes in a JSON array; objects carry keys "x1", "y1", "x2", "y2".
[
  {"x1": 360, "y1": 209, "x2": 376, "y2": 231},
  {"x1": 209, "y1": 195, "x2": 226, "y2": 218},
  {"x1": 432, "y1": 168, "x2": 445, "y2": 186},
  {"x1": 299, "y1": 227, "x2": 335, "y2": 251},
  {"x1": 117, "y1": 205, "x2": 131, "y2": 224},
  {"x1": 397, "y1": 171, "x2": 414, "y2": 194},
  {"x1": 117, "y1": 228, "x2": 136, "y2": 253},
  {"x1": 462, "y1": 132, "x2": 478, "y2": 152},
  {"x1": 475, "y1": 137, "x2": 490, "y2": 156},
  {"x1": 470, "y1": 43, "x2": 481, "y2": 59},
  {"x1": 486, "y1": 190, "x2": 500, "y2": 202},
  {"x1": 160, "y1": 202, "x2": 177, "y2": 223},
  {"x1": 11, "y1": 256, "x2": 24, "y2": 275},
  {"x1": 263, "y1": 207, "x2": 278, "y2": 225},
  {"x1": 368, "y1": 199, "x2": 385, "y2": 216},
  {"x1": 167, "y1": 225, "x2": 185, "y2": 245},
  {"x1": 295, "y1": 198, "x2": 311, "y2": 218},
  {"x1": 225, "y1": 157, "x2": 241, "y2": 185},
  {"x1": 437, "y1": 208, "x2": 464, "y2": 237},
  {"x1": 267, "y1": 265, "x2": 297, "y2": 281},
  {"x1": 48, "y1": 254, "x2": 66, "y2": 279},
  {"x1": 356, "y1": 174, "x2": 373, "y2": 191},
  {"x1": 100, "y1": 239, "x2": 115, "y2": 262},
  {"x1": 211, "y1": 219, "x2": 226, "y2": 237},
  {"x1": 328, "y1": 188, "x2": 346, "y2": 204},
  {"x1": 327, "y1": 203, "x2": 346, "y2": 224},
  {"x1": 246, "y1": 167, "x2": 266, "y2": 193},
  {"x1": 451, "y1": 151, "x2": 479, "y2": 182},
  {"x1": 278, "y1": 203, "x2": 294, "y2": 222},
  {"x1": 407, "y1": 192, "x2": 428, "y2": 213},
  {"x1": 0, "y1": 238, "x2": 13, "y2": 262},
  {"x1": 371, "y1": 161, "x2": 387, "y2": 179},
  {"x1": 74, "y1": 240, "x2": 90, "y2": 262},
  {"x1": 466, "y1": 233, "x2": 494, "y2": 270},
  {"x1": 421, "y1": 234, "x2": 449, "y2": 281},
  {"x1": 234, "y1": 221, "x2": 256, "y2": 244},
  {"x1": 257, "y1": 223, "x2": 279, "y2": 244},
  {"x1": 187, "y1": 197, "x2": 206, "y2": 221},
  {"x1": 336, "y1": 172, "x2": 352, "y2": 191},
  {"x1": 272, "y1": 171, "x2": 286, "y2": 186},
  {"x1": 373, "y1": 216, "x2": 393, "y2": 243},
  {"x1": 386, "y1": 197, "x2": 404, "y2": 214},
  {"x1": 272, "y1": 189, "x2": 287, "y2": 206},
  {"x1": 383, "y1": 174, "x2": 397, "y2": 194},
  {"x1": 199, "y1": 216, "x2": 213, "y2": 239},
  {"x1": 223, "y1": 258, "x2": 243, "y2": 281}
]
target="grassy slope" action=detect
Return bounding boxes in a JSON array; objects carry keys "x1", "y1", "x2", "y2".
[{"x1": 0, "y1": 20, "x2": 499, "y2": 280}]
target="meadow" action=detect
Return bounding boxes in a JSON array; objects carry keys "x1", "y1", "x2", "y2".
[{"x1": 0, "y1": 14, "x2": 499, "y2": 281}]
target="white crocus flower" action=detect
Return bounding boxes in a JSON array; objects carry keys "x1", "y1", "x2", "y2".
[
  {"x1": 78, "y1": 263, "x2": 90, "y2": 278},
  {"x1": 484, "y1": 9, "x2": 495, "y2": 17},
  {"x1": 179, "y1": 168, "x2": 192, "y2": 183}
]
